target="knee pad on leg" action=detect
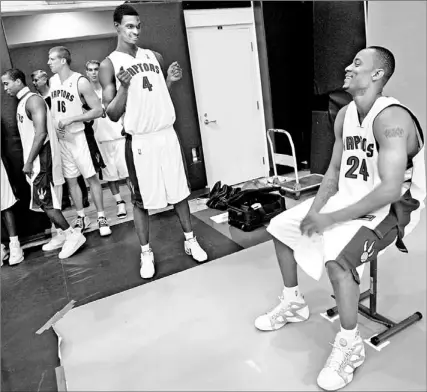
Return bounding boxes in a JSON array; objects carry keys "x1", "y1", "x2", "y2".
[{"x1": 325, "y1": 258, "x2": 361, "y2": 285}]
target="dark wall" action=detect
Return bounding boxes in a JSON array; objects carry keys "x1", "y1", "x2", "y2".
[
  {"x1": 7, "y1": 2, "x2": 207, "y2": 192},
  {"x1": 1, "y1": 21, "x2": 51, "y2": 243},
  {"x1": 261, "y1": 1, "x2": 313, "y2": 172},
  {"x1": 313, "y1": 1, "x2": 366, "y2": 95}
]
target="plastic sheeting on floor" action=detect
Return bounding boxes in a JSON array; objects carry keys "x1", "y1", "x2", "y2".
[{"x1": 52, "y1": 220, "x2": 426, "y2": 391}]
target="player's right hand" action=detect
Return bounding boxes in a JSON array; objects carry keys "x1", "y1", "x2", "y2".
[{"x1": 117, "y1": 66, "x2": 132, "y2": 88}]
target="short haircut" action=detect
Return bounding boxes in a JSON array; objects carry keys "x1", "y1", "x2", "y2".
[
  {"x1": 2, "y1": 68, "x2": 27, "y2": 86},
  {"x1": 31, "y1": 70, "x2": 48, "y2": 79},
  {"x1": 49, "y1": 46, "x2": 72, "y2": 65},
  {"x1": 368, "y1": 46, "x2": 396, "y2": 82},
  {"x1": 114, "y1": 3, "x2": 139, "y2": 24},
  {"x1": 85, "y1": 60, "x2": 101, "y2": 70}
]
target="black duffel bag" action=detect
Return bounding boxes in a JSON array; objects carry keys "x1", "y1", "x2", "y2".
[{"x1": 227, "y1": 187, "x2": 286, "y2": 232}]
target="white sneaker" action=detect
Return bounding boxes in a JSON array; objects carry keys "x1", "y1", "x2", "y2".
[
  {"x1": 140, "y1": 249, "x2": 155, "y2": 279},
  {"x1": 42, "y1": 233, "x2": 66, "y2": 251},
  {"x1": 1, "y1": 244, "x2": 8, "y2": 266},
  {"x1": 184, "y1": 237, "x2": 208, "y2": 262},
  {"x1": 73, "y1": 215, "x2": 90, "y2": 232},
  {"x1": 317, "y1": 331, "x2": 365, "y2": 391},
  {"x1": 98, "y1": 216, "x2": 112, "y2": 236},
  {"x1": 9, "y1": 241, "x2": 24, "y2": 265},
  {"x1": 117, "y1": 201, "x2": 127, "y2": 219},
  {"x1": 59, "y1": 231, "x2": 86, "y2": 259},
  {"x1": 254, "y1": 294, "x2": 309, "y2": 331}
]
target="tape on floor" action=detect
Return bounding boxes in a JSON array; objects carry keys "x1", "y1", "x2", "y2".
[{"x1": 36, "y1": 300, "x2": 76, "y2": 335}]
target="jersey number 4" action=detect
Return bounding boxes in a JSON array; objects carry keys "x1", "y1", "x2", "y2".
[
  {"x1": 142, "y1": 76, "x2": 153, "y2": 92},
  {"x1": 345, "y1": 156, "x2": 369, "y2": 181},
  {"x1": 57, "y1": 100, "x2": 66, "y2": 113}
]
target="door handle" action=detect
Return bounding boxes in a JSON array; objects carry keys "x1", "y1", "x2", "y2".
[{"x1": 204, "y1": 119, "x2": 217, "y2": 125}]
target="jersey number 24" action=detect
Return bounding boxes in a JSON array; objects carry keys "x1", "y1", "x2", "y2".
[{"x1": 345, "y1": 156, "x2": 369, "y2": 181}]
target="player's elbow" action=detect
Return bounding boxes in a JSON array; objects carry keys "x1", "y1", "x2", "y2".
[
  {"x1": 382, "y1": 180, "x2": 403, "y2": 203},
  {"x1": 106, "y1": 108, "x2": 119, "y2": 122},
  {"x1": 93, "y1": 106, "x2": 103, "y2": 118}
]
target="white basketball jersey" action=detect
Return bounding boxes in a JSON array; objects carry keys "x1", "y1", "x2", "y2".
[
  {"x1": 338, "y1": 96, "x2": 426, "y2": 220},
  {"x1": 49, "y1": 72, "x2": 85, "y2": 136},
  {"x1": 107, "y1": 47, "x2": 175, "y2": 135},
  {"x1": 16, "y1": 91, "x2": 64, "y2": 186},
  {"x1": 93, "y1": 87, "x2": 124, "y2": 142}
]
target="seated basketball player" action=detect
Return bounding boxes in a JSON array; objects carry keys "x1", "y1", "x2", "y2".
[
  {"x1": 99, "y1": 3, "x2": 208, "y2": 279},
  {"x1": 1, "y1": 158, "x2": 24, "y2": 266},
  {"x1": 47, "y1": 46, "x2": 111, "y2": 237},
  {"x1": 85, "y1": 60, "x2": 128, "y2": 219},
  {"x1": 1, "y1": 69, "x2": 87, "y2": 259},
  {"x1": 254, "y1": 46, "x2": 425, "y2": 391}
]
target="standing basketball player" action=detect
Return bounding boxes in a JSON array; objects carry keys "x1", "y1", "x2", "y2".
[
  {"x1": 99, "y1": 3, "x2": 207, "y2": 279},
  {"x1": 1, "y1": 158, "x2": 24, "y2": 266},
  {"x1": 86, "y1": 60, "x2": 128, "y2": 219},
  {"x1": 47, "y1": 46, "x2": 111, "y2": 236},
  {"x1": 254, "y1": 46, "x2": 425, "y2": 390},
  {"x1": 31, "y1": 70, "x2": 90, "y2": 211},
  {"x1": 2, "y1": 69, "x2": 87, "y2": 259}
]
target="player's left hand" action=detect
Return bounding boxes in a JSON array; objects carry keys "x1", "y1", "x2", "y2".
[
  {"x1": 167, "y1": 61, "x2": 182, "y2": 82},
  {"x1": 58, "y1": 117, "x2": 73, "y2": 130},
  {"x1": 300, "y1": 212, "x2": 335, "y2": 237},
  {"x1": 22, "y1": 161, "x2": 34, "y2": 178}
]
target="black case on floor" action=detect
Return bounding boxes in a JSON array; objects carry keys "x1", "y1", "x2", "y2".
[{"x1": 227, "y1": 187, "x2": 286, "y2": 232}]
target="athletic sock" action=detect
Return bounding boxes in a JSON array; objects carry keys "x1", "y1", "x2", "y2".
[
  {"x1": 283, "y1": 285, "x2": 303, "y2": 301},
  {"x1": 184, "y1": 231, "x2": 194, "y2": 240},
  {"x1": 141, "y1": 244, "x2": 150, "y2": 253},
  {"x1": 76, "y1": 210, "x2": 85, "y2": 217},
  {"x1": 340, "y1": 325, "x2": 358, "y2": 343},
  {"x1": 9, "y1": 236, "x2": 19, "y2": 245},
  {"x1": 63, "y1": 227, "x2": 74, "y2": 237},
  {"x1": 114, "y1": 194, "x2": 122, "y2": 202},
  {"x1": 97, "y1": 211, "x2": 105, "y2": 218}
]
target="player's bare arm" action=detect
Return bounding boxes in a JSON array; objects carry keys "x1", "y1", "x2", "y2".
[
  {"x1": 57, "y1": 77, "x2": 103, "y2": 130},
  {"x1": 22, "y1": 95, "x2": 49, "y2": 177},
  {"x1": 99, "y1": 58, "x2": 130, "y2": 122},
  {"x1": 153, "y1": 51, "x2": 182, "y2": 91},
  {"x1": 307, "y1": 105, "x2": 348, "y2": 215},
  {"x1": 325, "y1": 106, "x2": 414, "y2": 226}
]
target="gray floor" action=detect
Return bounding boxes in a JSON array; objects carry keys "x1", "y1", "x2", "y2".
[{"x1": 53, "y1": 210, "x2": 426, "y2": 391}]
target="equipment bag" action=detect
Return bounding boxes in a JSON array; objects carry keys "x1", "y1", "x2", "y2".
[{"x1": 227, "y1": 187, "x2": 286, "y2": 232}]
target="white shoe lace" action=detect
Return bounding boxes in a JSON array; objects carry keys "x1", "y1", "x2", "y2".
[
  {"x1": 268, "y1": 295, "x2": 289, "y2": 320},
  {"x1": 326, "y1": 342, "x2": 352, "y2": 372}
]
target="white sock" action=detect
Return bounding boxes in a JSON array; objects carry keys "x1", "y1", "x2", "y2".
[
  {"x1": 340, "y1": 325, "x2": 358, "y2": 342},
  {"x1": 64, "y1": 227, "x2": 74, "y2": 237},
  {"x1": 76, "y1": 210, "x2": 85, "y2": 217},
  {"x1": 97, "y1": 211, "x2": 105, "y2": 218},
  {"x1": 283, "y1": 285, "x2": 303, "y2": 301},
  {"x1": 114, "y1": 194, "x2": 122, "y2": 202},
  {"x1": 184, "y1": 231, "x2": 194, "y2": 240},
  {"x1": 141, "y1": 244, "x2": 150, "y2": 253},
  {"x1": 10, "y1": 236, "x2": 19, "y2": 245}
]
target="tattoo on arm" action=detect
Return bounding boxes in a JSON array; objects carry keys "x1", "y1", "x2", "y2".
[
  {"x1": 310, "y1": 174, "x2": 339, "y2": 213},
  {"x1": 384, "y1": 127, "x2": 404, "y2": 138}
]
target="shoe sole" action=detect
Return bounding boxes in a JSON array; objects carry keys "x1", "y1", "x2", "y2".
[
  {"x1": 58, "y1": 236, "x2": 86, "y2": 259},
  {"x1": 42, "y1": 243, "x2": 66, "y2": 251},
  {"x1": 185, "y1": 248, "x2": 208, "y2": 263},
  {"x1": 117, "y1": 214, "x2": 127, "y2": 219},
  {"x1": 9, "y1": 254, "x2": 24, "y2": 265},
  {"x1": 99, "y1": 228, "x2": 112, "y2": 236}
]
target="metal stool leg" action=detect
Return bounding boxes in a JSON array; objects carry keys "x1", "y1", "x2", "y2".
[{"x1": 324, "y1": 258, "x2": 423, "y2": 346}]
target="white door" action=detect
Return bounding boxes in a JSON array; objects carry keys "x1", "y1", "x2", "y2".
[{"x1": 186, "y1": 25, "x2": 267, "y2": 188}]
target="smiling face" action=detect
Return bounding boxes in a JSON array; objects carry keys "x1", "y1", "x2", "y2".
[
  {"x1": 115, "y1": 15, "x2": 141, "y2": 45},
  {"x1": 1, "y1": 74, "x2": 23, "y2": 97},
  {"x1": 343, "y1": 48, "x2": 380, "y2": 95}
]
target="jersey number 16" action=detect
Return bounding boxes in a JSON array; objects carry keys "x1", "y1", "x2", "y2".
[{"x1": 57, "y1": 100, "x2": 66, "y2": 113}]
